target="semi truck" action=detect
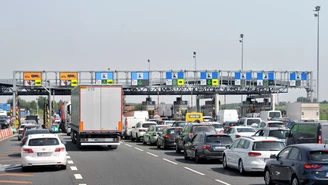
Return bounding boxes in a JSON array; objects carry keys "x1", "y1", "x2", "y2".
[
  {"x1": 70, "y1": 85, "x2": 123, "y2": 149},
  {"x1": 286, "y1": 102, "x2": 320, "y2": 121},
  {"x1": 60, "y1": 101, "x2": 71, "y2": 135}
]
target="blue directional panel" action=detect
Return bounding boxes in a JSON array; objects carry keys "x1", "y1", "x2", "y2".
[
  {"x1": 234, "y1": 72, "x2": 252, "y2": 86},
  {"x1": 200, "y1": 72, "x2": 219, "y2": 86},
  {"x1": 165, "y1": 72, "x2": 184, "y2": 86},
  {"x1": 257, "y1": 72, "x2": 263, "y2": 86},
  {"x1": 95, "y1": 72, "x2": 114, "y2": 84},
  {"x1": 262, "y1": 72, "x2": 275, "y2": 86},
  {"x1": 290, "y1": 72, "x2": 307, "y2": 87},
  {"x1": 131, "y1": 72, "x2": 149, "y2": 86}
]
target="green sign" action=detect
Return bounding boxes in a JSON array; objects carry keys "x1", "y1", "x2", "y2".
[
  {"x1": 207, "y1": 79, "x2": 212, "y2": 85},
  {"x1": 138, "y1": 80, "x2": 143, "y2": 85},
  {"x1": 173, "y1": 79, "x2": 177, "y2": 85}
]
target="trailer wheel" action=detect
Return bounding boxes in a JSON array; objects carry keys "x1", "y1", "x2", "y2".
[{"x1": 71, "y1": 131, "x2": 77, "y2": 144}]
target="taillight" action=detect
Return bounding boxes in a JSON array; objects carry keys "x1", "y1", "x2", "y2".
[
  {"x1": 22, "y1": 148, "x2": 34, "y2": 153},
  {"x1": 304, "y1": 164, "x2": 323, "y2": 169},
  {"x1": 165, "y1": 135, "x2": 170, "y2": 139},
  {"x1": 318, "y1": 129, "x2": 322, "y2": 144},
  {"x1": 202, "y1": 145, "x2": 211, "y2": 150},
  {"x1": 189, "y1": 133, "x2": 193, "y2": 138},
  {"x1": 236, "y1": 135, "x2": 241, "y2": 138},
  {"x1": 248, "y1": 152, "x2": 261, "y2": 156},
  {"x1": 153, "y1": 132, "x2": 157, "y2": 136},
  {"x1": 55, "y1": 147, "x2": 65, "y2": 152}
]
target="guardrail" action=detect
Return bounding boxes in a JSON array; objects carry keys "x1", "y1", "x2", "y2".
[{"x1": 0, "y1": 128, "x2": 13, "y2": 140}]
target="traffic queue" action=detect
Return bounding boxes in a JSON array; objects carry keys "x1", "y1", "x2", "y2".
[{"x1": 124, "y1": 110, "x2": 328, "y2": 185}]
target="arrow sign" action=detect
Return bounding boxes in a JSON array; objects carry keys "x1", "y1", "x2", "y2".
[
  {"x1": 138, "y1": 80, "x2": 143, "y2": 85},
  {"x1": 173, "y1": 80, "x2": 177, "y2": 85},
  {"x1": 207, "y1": 79, "x2": 212, "y2": 85}
]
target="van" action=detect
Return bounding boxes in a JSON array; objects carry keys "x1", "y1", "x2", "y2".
[
  {"x1": 124, "y1": 116, "x2": 148, "y2": 139},
  {"x1": 238, "y1": 117, "x2": 261, "y2": 127},
  {"x1": 185, "y1": 112, "x2": 203, "y2": 123},
  {"x1": 259, "y1": 110, "x2": 282, "y2": 121},
  {"x1": 286, "y1": 122, "x2": 328, "y2": 145},
  {"x1": 217, "y1": 109, "x2": 238, "y2": 123}
]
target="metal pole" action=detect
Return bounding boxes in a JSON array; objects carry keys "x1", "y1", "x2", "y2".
[
  {"x1": 12, "y1": 71, "x2": 16, "y2": 119},
  {"x1": 315, "y1": 7, "x2": 320, "y2": 102},
  {"x1": 36, "y1": 98, "x2": 39, "y2": 116},
  {"x1": 240, "y1": 34, "x2": 244, "y2": 114},
  {"x1": 192, "y1": 52, "x2": 196, "y2": 111}
]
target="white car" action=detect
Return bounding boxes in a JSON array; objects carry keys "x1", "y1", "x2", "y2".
[
  {"x1": 21, "y1": 134, "x2": 67, "y2": 171},
  {"x1": 222, "y1": 136, "x2": 285, "y2": 175},
  {"x1": 225, "y1": 126, "x2": 256, "y2": 141},
  {"x1": 209, "y1": 122, "x2": 224, "y2": 133},
  {"x1": 131, "y1": 121, "x2": 157, "y2": 142}
]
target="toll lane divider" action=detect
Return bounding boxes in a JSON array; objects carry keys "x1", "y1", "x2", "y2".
[{"x1": 0, "y1": 128, "x2": 13, "y2": 140}]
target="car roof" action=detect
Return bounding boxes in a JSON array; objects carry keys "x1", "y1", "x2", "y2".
[
  {"x1": 26, "y1": 129, "x2": 49, "y2": 133},
  {"x1": 231, "y1": 126, "x2": 253, "y2": 128},
  {"x1": 263, "y1": 121, "x2": 284, "y2": 123},
  {"x1": 204, "y1": 132, "x2": 229, "y2": 136},
  {"x1": 28, "y1": 134, "x2": 59, "y2": 139},
  {"x1": 288, "y1": 143, "x2": 328, "y2": 151},
  {"x1": 155, "y1": 125, "x2": 167, "y2": 127},
  {"x1": 242, "y1": 136, "x2": 283, "y2": 141},
  {"x1": 260, "y1": 127, "x2": 289, "y2": 131}
]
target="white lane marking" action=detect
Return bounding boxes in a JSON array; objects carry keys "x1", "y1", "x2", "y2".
[
  {"x1": 70, "y1": 166, "x2": 78, "y2": 171},
  {"x1": 3, "y1": 165, "x2": 10, "y2": 167},
  {"x1": 146, "y1": 152, "x2": 158, "y2": 157},
  {"x1": 67, "y1": 156, "x2": 71, "y2": 159},
  {"x1": 125, "y1": 144, "x2": 132, "y2": 147},
  {"x1": 74, "y1": 174, "x2": 83, "y2": 179},
  {"x1": 184, "y1": 167, "x2": 205, "y2": 176},
  {"x1": 162, "y1": 158, "x2": 178, "y2": 165},
  {"x1": 79, "y1": 184, "x2": 87, "y2": 185},
  {"x1": 68, "y1": 160, "x2": 74, "y2": 164},
  {"x1": 215, "y1": 179, "x2": 231, "y2": 185},
  {"x1": 134, "y1": 147, "x2": 144, "y2": 151}
]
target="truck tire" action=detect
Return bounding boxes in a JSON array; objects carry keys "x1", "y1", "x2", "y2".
[
  {"x1": 71, "y1": 131, "x2": 77, "y2": 144},
  {"x1": 130, "y1": 133, "x2": 135, "y2": 141}
]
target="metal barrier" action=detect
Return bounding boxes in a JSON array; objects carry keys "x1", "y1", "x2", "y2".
[{"x1": 0, "y1": 128, "x2": 13, "y2": 140}]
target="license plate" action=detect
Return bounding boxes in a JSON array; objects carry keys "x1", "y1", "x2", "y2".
[
  {"x1": 37, "y1": 152, "x2": 51, "y2": 157},
  {"x1": 105, "y1": 138, "x2": 113, "y2": 141}
]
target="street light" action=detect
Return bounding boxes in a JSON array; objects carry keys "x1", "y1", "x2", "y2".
[
  {"x1": 191, "y1": 52, "x2": 197, "y2": 111},
  {"x1": 314, "y1": 6, "x2": 320, "y2": 102},
  {"x1": 193, "y1": 52, "x2": 196, "y2": 71},
  {"x1": 239, "y1": 34, "x2": 244, "y2": 70},
  {"x1": 148, "y1": 59, "x2": 150, "y2": 71}
]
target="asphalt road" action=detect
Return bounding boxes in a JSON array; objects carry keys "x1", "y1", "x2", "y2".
[{"x1": 0, "y1": 134, "x2": 266, "y2": 185}]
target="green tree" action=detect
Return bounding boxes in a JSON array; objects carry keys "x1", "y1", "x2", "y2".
[{"x1": 134, "y1": 104, "x2": 143, "y2": 110}]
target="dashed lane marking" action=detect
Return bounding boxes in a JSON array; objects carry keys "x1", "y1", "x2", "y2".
[
  {"x1": 184, "y1": 167, "x2": 205, "y2": 176},
  {"x1": 74, "y1": 174, "x2": 83, "y2": 179},
  {"x1": 162, "y1": 158, "x2": 178, "y2": 165},
  {"x1": 70, "y1": 166, "x2": 78, "y2": 171},
  {"x1": 67, "y1": 156, "x2": 71, "y2": 159},
  {"x1": 68, "y1": 160, "x2": 74, "y2": 164},
  {"x1": 125, "y1": 144, "x2": 132, "y2": 147},
  {"x1": 134, "y1": 147, "x2": 143, "y2": 151},
  {"x1": 79, "y1": 184, "x2": 87, "y2": 185},
  {"x1": 215, "y1": 179, "x2": 231, "y2": 185},
  {"x1": 146, "y1": 152, "x2": 158, "y2": 157}
]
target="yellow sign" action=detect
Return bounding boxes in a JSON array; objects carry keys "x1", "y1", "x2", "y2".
[
  {"x1": 60, "y1": 72, "x2": 78, "y2": 80},
  {"x1": 212, "y1": 79, "x2": 219, "y2": 86},
  {"x1": 107, "y1": 80, "x2": 114, "y2": 84},
  {"x1": 71, "y1": 80, "x2": 78, "y2": 87},
  {"x1": 23, "y1": 72, "x2": 42, "y2": 80},
  {"x1": 178, "y1": 79, "x2": 185, "y2": 86}
]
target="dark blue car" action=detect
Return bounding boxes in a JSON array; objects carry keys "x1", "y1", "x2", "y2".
[{"x1": 264, "y1": 144, "x2": 328, "y2": 185}]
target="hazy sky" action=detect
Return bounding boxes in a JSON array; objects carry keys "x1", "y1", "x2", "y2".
[{"x1": 0, "y1": 0, "x2": 327, "y2": 104}]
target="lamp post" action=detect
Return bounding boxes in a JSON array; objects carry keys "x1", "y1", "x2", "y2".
[
  {"x1": 239, "y1": 34, "x2": 244, "y2": 113},
  {"x1": 192, "y1": 52, "x2": 197, "y2": 111},
  {"x1": 314, "y1": 6, "x2": 320, "y2": 102}
]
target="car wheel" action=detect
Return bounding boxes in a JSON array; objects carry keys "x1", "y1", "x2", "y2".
[
  {"x1": 194, "y1": 151, "x2": 202, "y2": 163},
  {"x1": 22, "y1": 166, "x2": 28, "y2": 172},
  {"x1": 238, "y1": 159, "x2": 246, "y2": 175},
  {"x1": 264, "y1": 168, "x2": 274, "y2": 185},
  {"x1": 157, "y1": 140, "x2": 161, "y2": 148},
  {"x1": 143, "y1": 137, "x2": 147, "y2": 144},
  {"x1": 222, "y1": 155, "x2": 229, "y2": 169},
  {"x1": 136, "y1": 134, "x2": 140, "y2": 142},
  {"x1": 131, "y1": 133, "x2": 135, "y2": 141},
  {"x1": 175, "y1": 144, "x2": 181, "y2": 153},
  {"x1": 61, "y1": 165, "x2": 67, "y2": 170},
  {"x1": 291, "y1": 175, "x2": 299, "y2": 185},
  {"x1": 162, "y1": 142, "x2": 167, "y2": 150},
  {"x1": 184, "y1": 149, "x2": 189, "y2": 160}
]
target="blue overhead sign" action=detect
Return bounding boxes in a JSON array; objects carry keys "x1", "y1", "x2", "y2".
[
  {"x1": 200, "y1": 72, "x2": 219, "y2": 86},
  {"x1": 289, "y1": 72, "x2": 307, "y2": 87},
  {"x1": 131, "y1": 72, "x2": 149, "y2": 86},
  {"x1": 165, "y1": 72, "x2": 184, "y2": 86},
  {"x1": 95, "y1": 72, "x2": 114, "y2": 84},
  {"x1": 234, "y1": 72, "x2": 252, "y2": 86},
  {"x1": 0, "y1": 104, "x2": 10, "y2": 111}
]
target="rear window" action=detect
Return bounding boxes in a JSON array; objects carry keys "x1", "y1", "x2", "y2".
[
  {"x1": 226, "y1": 122, "x2": 238, "y2": 126},
  {"x1": 26, "y1": 130, "x2": 50, "y2": 136},
  {"x1": 167, "y1": 128, "x2": 182, "y2": 135},
  {"x1": 188, "y1": 114, "x2": 201, "y2": 118},
  {"x1": 212, "y1": 124, "x2": 223, "y2": 128},
  {"x1": 269, "y1": 112, "x2": 281, "y2": 118},
  {"x1": 297, "y1": 124, "x2": 318, "y2": 139},
  {"x1": 269, "y1": 130, "x2": 288, "y2": 139},
  {"x1": 193, "y1": 126, "x2": 216, "y2": 133},
  {"x1": 28, "y1": 138, "x2": 60, "y2": 146},
  {"x1": 309, "y1": 151, "x2": 328, "y2": 162},
  {"x1": 206, "y1": 135, "x2": 232, "y2": 144},
  {"x1": 142, "y1": 123, "x2": 156, "y2": 128},
  {"x1": 246, "y1": 119, "x2": 261, "y2": 126},
  {"x1": 174, "y1": 122, "x2": 186, "y2": 127},
  {"x1": 322, "y1": 125, "x2": 328, "y2": 141},
  {"x1": 237, "y1": 128, "x2": 255, "y2": 132},
  {"x1": 252, "y1": 141, "x2": 285, "y2": 151},
  {"x1": 268, "y1": 122, "x2": 284, "y2": 127},
  {"x1": 156, "y1": 126, "x2": 167, "y2": 132}
]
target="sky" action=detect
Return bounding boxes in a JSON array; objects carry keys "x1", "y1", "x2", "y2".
[{"x1": 0, "y1": 0, "x2": 327, "y2": 105}]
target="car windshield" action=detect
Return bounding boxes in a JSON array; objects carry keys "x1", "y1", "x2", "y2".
[
  {"x1": 156, "y1": 126, "x2": 167, "y2": 132},
  {"x1": 173, "y1": 122, "x2": 186, "y2": 127},
  {"x1": 25, "y1": 130, "x2": 50, "y2": 137},
  {"x1": 252, "y1": 141, "x2": 285, "y2": 151},
  {"x1": 212, "y1": 124, "x2": 223, "y2": 128},
  {"x1": 268, "y1": 130, "x2": 288, "y2": 139},
  {"x1": 237, "y1": 128, "x2": 255, "y2": 132},
  {"x1": 269, "y1": 112, "x2": 281, "y2": 118},
  {"x1": 309, "y1": 151, "x2": 328, "y2": 162},
  {"x1": 167, "y1": 128, "x2": 182, "y2": 135},
  {"x1": 206, "y1": 135, "x2": 232, "y2": 144},
  {"x1": 193, "y1": 126, "x2": 216, "y2": 133},
  {"x1": 227, "y1": 122, "x2": 238, "y2": 126},
  {"x1": 28, "y1": 138, "x2": 60, "y2": 146},
  {"x1": 142, "y1": 123, "x2": 156, "y2": 128},
  {"x1": 246, "y1": 119, "x2": 261, "y2": 126},
  {"x1": 268, "y1": 122, "x2": 284, "y2": 127}
]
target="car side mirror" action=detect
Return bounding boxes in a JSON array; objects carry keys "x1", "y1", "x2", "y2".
[
  {"x1": 225, "y1": 145, "x2": 231, "y2": 149},
  {"x1": 132, "y1": 126, "x2": 135, "y2": 128},
  {"x1": 270, "y1": 154, "x2": 277, "y2": 159}
]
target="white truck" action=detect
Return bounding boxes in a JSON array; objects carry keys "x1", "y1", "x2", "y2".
[
  {"x1": 70, "y1": 85, "x2": 123, "y2": 149},
  {"x1": 286, "y1": 102, "x2": 320, "y2": 121}
]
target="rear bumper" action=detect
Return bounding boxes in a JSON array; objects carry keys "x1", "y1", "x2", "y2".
[
  {"x1": 22, "y1": 157, "x2": 67, "y2": 167},
  {"x1": 81, "y1": 142, "x2": 120, "y2": 146},
  {"x1": 200, "y1": 150, "x2": 224, "y2": 160}
]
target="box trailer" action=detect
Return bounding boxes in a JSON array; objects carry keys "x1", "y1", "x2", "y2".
[
  {"x1": 286, "y1": 102, "x2": 320, "y2": 121},
  {"x1": 70, "y1": 85, "x2": 123, "y2": 149}
]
